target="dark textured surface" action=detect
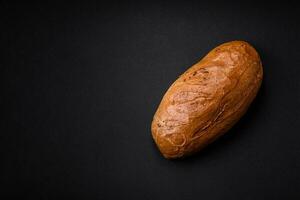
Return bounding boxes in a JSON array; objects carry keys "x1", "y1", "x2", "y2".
[{"x1": 1, "y1": 2, "x2": 300, "y2": 199}]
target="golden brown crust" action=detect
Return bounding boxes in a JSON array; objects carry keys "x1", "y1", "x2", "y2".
[{"x1": 151, "y1": 41, "x2": 263, "y2": 159}]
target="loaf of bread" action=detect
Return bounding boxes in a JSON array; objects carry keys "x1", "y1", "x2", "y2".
[{"x1": 151, "y1": 41, "x2": 263, "y2": 159}]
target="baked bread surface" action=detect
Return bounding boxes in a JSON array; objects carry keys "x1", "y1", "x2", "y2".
[{"x1": 151, "y1": 41, "x2": 263, "y2": 159}]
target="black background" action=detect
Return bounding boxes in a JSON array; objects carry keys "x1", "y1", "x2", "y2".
[{"x1": 1, "y1": 1, "x2": 300, "y2": 199}]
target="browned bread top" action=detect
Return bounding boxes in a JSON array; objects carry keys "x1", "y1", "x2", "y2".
[{"x1": 151, "y1": 41, "x2": 263, "y2": 159}]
